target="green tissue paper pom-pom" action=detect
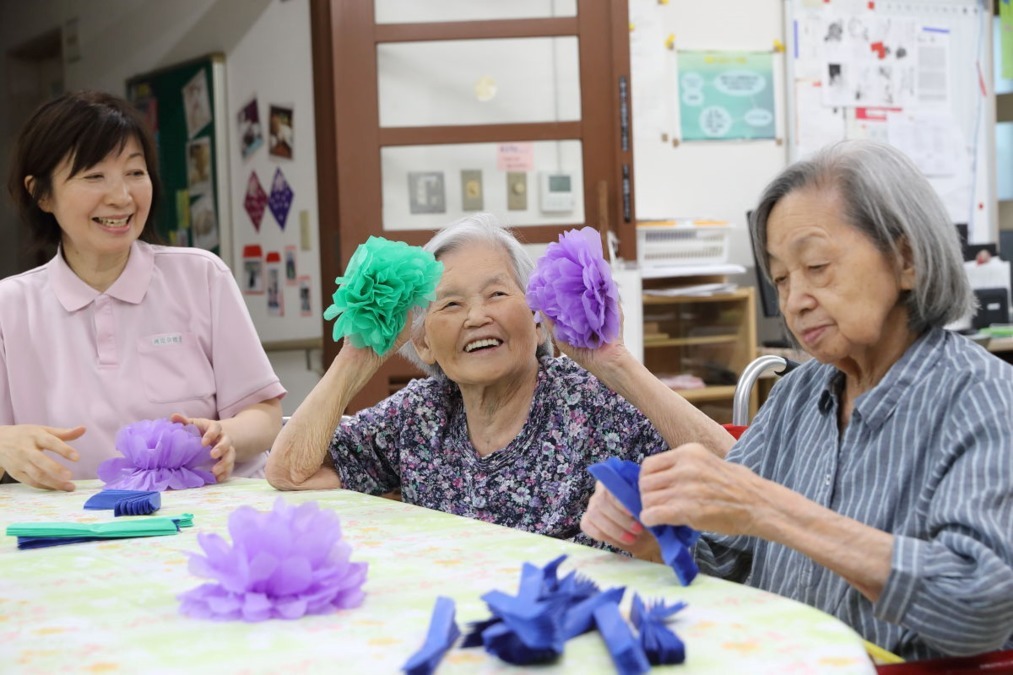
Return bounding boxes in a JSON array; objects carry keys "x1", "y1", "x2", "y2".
[{"x1": 323, "y1": 236, "x2": 443, "y2": 356}]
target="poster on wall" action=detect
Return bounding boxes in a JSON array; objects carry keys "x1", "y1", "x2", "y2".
[
  {"x1": 190, "y1": 192, "x2": 220, "y2": 251},
  {"x1": 268, "y1": 105, "x2": 294, "y2": 159},
  {"x1": 677, "y1": 50, "x2": 776, "y2": 141},
  {"x1": 186, "y1": 137, "x2": 212, "y2": 195},
  {"x1": 298, "y1": 275, "x2": 313, "y2": 317},
  {"x1": 242, "y1": 245, "x2": 264, "y2": 295},
  {"x1": 238, "y1": 97, "x2": 264, "y2": 159},
  {"x1": 182, "y1": 70, "x2": 212, "y2": 139},
  {"x1": 285, "y1": 245, "x2": 298, "y2": 286},
  {"x1": 819, "y1": 13, "x2": 919, "y2": 108},
  {"x1": 265, "y1": 251, "x2": 284, "y2": 317}
]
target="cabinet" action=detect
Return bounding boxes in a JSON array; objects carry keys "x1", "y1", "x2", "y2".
[{"x1": 642, "y1": 286, "x2": 757, "y2": 424}]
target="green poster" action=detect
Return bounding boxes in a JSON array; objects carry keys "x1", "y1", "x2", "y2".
[
  {"x1": 1002, "y1": 0, "x2": 1013, "y2": 81},
  {"x1": 677, "y1": 51, "x2": 776, "y2": 141}
]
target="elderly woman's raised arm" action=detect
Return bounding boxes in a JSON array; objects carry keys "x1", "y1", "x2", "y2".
[
  {"x1": 554, "y1": 335, "x2": 736, "y2": 457},
  {"x1": 265, "y1": 343, "x2": 384, "y2": 490}
]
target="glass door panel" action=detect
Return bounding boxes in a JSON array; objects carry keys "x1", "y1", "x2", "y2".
[
  {"x1": 380, "y1": 140, "x2": 584, "y2": 230},
  {"x1": 377, "y1": 37, "x2": 580, "y2": 127}
]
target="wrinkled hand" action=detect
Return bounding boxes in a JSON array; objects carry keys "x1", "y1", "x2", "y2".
[
  {"x1": 541, "y1": 309, "x2": 627, "y2": 375},
  {"x1": 639, "y1": 443, "x2": 762, "y2": 536},
  {"x1": 339, "y1": 311, "x2": 414, "y2": 366},
  {"x1": 0, "y1": 424, "x2": 85, "y2": 491},
  {"x1": 169, "y1": 414, "x2": 234, "y2": 483},
  {"x1": 580, "y1": 480, "x2": 659, "y2": 561}
]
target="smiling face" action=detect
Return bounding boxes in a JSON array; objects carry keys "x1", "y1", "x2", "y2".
[
  {"x1": 414, "y1": 239, "x2": 542, "y2": 389},
  {"x1": 766, "y1": 188, "x2": 915, "y2": 371},
  {"x1": 37, "y1": 135, "x2": 152, "y2": 270}
]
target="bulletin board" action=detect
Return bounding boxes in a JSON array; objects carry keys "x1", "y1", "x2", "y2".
[
  {"x1": 126, "y1": 54, "x2": 231, "y2": 264},
  {"x1": 785, "y1": 0, "x2": 997, "y2": 243}
]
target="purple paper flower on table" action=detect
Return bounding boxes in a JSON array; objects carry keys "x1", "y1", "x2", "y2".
[
  {"x1": 526, "y1": 227, "x2": 620, "y2": 349},
  {"x1": 178, "y1": 498, "x2": 368, "y2": 622},
  {"x1": 96, "y1": 419, "x2": 215, "y2": 491}
]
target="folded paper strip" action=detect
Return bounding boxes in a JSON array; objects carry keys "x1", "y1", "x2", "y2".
[
  {"x1": 178, "y1": 498, "x2": 367, "y2": 621},
  {"x1": 401, "y1": 596, "x2": 461, "y2": 675},
  {"x1": 526, "y1": 227, "x2": 620, "y2": 349},
  {"x1": 630, "y1": 593, "x2": 687, "y2": 665},
  {"x1": 409, "y1": 555, "x2": 690, "y2": 669},
  {"x1": 460, "y1": 555, "x2": 625, "y2": 665},
  {"x1": 588, "y1": 457, "x2": 700, "y2": 586},
  {"x1": 7, "y1": 515, "x2": 193, "y2": 550},
  {"x1": 323, "y1": 236, "x2": 443, "y2": 356},
  {"x1": 84, "y1": 489, "x2": 161, "y2": 516},
  {"x1": 97, "y1": 419, "x2": 215, "y2": 491}
]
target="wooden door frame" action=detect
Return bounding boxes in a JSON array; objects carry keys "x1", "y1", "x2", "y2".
[{"x1": 309, "y1": 0, "x2": 635, "y2": 411}]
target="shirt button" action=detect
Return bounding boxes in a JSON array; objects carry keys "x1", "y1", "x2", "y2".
[{"x1": 824, "y1": 474, "x2": 831, "y2": 486}]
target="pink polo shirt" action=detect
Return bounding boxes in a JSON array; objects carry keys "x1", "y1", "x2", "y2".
[{"x1": 0, "y1": 241, "x2": 286, "y2": 480}]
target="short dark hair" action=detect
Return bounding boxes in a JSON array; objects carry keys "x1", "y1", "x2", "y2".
[{"x1": 7, "y1": 90, "x2": 162, "y2": 252}]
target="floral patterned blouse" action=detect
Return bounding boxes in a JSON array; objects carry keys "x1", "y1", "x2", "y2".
[{"x1": 329, "y1": 356, "x2": 668, "y2": 545}]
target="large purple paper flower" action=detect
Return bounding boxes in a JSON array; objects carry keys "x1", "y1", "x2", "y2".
[
  {"x1": 526, "y1": 227, "x2": 620, "y2": 349},
  {"x1": 97, "y1": 419, "x2": 215, "y2": 491},
  {"x1": 178, "y1": 499, "x2": 368, "y2": 621}
]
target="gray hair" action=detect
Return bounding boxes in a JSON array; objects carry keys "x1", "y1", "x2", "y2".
[
  {"x1": 398, "y1": 212, "x2": 553, "y2": 378},
  {"x1": 750, "y1": 139, "x2": 973, "y2": 333}
]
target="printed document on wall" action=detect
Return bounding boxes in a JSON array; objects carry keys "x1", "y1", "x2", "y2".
[
  {"x1": 794, "y1": 79, "x2": 845, "y2": 159},
  {"x1": 820, "y1": 12, "x2": 919, "y2": 108}
]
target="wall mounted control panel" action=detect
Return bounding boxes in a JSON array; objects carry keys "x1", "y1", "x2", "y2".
[{"x1": 539, "y1": 172, "x2": 575, "y2": 213}]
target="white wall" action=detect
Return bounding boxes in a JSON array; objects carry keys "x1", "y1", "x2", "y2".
[
  {"x1": 631, "y1": 0, "x2": 789, "y2": 269},
  {"x1": 225, "y1": 0, "x2": 323, "y2": 350},
  {"x1": 629, "y1": 0, "x2": 789, "y2": 342}
]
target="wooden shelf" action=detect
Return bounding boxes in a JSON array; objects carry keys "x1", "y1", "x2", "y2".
[
  {"x1": 642, "y1": 288, "x2": 753, "y2": 305},
  {"x1": 675, "y1": 385, "x2": 737, "y2": 403},
  {"x1": 641, "y1": 285, "x2": 757, "y2": 423},
  {"x1": 644, "y1": 335, "x2": 740, "y2": 348}
]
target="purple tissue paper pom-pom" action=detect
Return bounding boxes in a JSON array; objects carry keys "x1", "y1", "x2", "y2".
[
  {"x1": 97, "y1": 419, "x2": 215, "y2": 491},
  {"x1": 178, "y1": 498, "x2": 368, "y2": 621},
  {"x1": 526, "y1": 227, "x2": 620, "y2": 349}
]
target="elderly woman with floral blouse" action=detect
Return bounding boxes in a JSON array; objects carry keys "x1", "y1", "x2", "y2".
[{"x1": 266, "y1": 213, "x2": 727, "y2": 543}]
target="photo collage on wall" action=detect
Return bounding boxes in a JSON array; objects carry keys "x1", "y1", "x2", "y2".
[
  {"x1": 181, "y1": 70, "x2": 220, "y2": 251},
  {"x1": 237, "y1": 95, "x2": 309, "y2": 320}
]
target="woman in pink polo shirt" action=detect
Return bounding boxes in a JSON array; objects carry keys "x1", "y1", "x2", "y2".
[{"x1": 0, "y1": 90, "x2": 285, "y2": 491}]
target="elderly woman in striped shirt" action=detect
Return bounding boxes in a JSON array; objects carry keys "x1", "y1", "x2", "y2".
[{"x1": 577, "y1": 140, "x2": 1012, "y2": 661}]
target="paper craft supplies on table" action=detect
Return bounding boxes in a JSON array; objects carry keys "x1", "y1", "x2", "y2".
[{"x1": 0, "y1": 479, "x2": 875, "y2": 674}]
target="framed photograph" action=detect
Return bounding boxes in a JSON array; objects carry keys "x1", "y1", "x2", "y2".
[
  {"x1": 268, "y1": 105, "x2": 294, "y2": 159},
  {"x1": 182, "y1": 70, "x2": 212, "y2": 138},
  {"x1": 284, "y1": 245, "x2": 298, "y2": 285},
  {"x1": 298, "y1": 275, "x2": 313, "y2": 317},
  {"x1": 186, "y1": 137, "x2": 212, "y2": 195},
  {"x1": 237, "y1": 97, "x2": 263, "y2": 160}
]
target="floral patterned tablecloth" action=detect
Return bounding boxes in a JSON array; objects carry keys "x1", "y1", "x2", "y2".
[{"x1": 0, "y1": 479, "x2": 875, "y2": 674}]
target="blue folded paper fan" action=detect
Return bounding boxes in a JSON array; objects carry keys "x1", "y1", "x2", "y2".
[
  {"x1": 84, "y1": 489, "x2": 161, "y2": 516},
  {"x1": 588, "y1": 457, "x2": 700, "y2": 586}
]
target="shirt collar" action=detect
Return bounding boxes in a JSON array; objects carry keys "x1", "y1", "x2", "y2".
[
  {"x1": 816, "y1": 327, "x2": 944, "y2": 429},
  {"x1": 48, "y1": 240, "x2": 154, "y2": 311}
]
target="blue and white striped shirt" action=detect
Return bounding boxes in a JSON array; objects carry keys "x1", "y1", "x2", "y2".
[{"x1": 696, "y1": 327, "x2": 1013, "y2": 660}]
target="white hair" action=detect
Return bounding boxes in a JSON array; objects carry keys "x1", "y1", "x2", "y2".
[
  {"x1": 398, "y1": 213, "x2": 553, "y2": 378},
  {"x1": 750, "y1": 139, "x2": 973, "y2": 333}
]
